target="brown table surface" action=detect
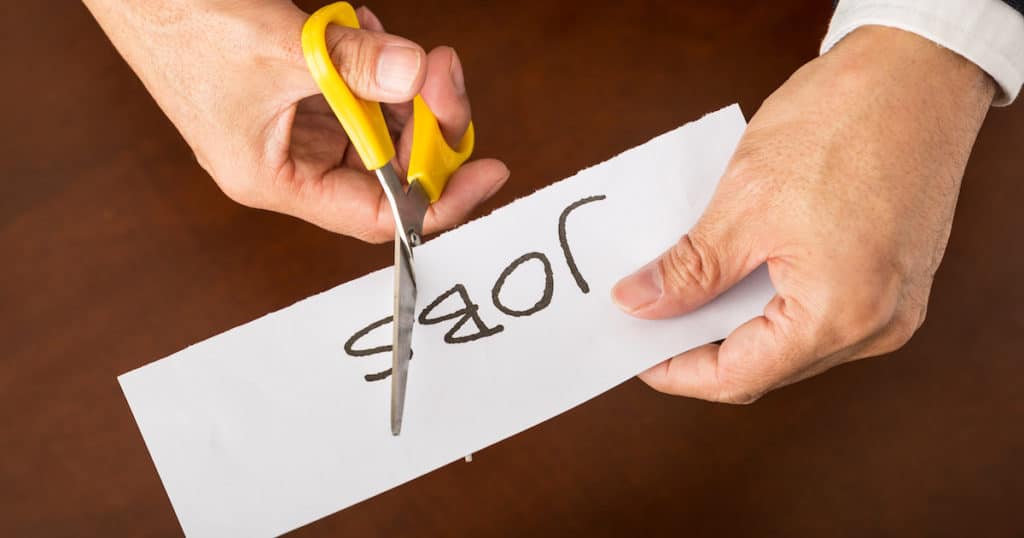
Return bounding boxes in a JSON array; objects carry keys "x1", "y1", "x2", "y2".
[{"x1": 3, "y1": 1, "x2": 1023, "y2": 536}]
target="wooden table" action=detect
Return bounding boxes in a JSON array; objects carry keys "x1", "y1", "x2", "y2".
[{"x1": 3, "y1": 1, "x2": 1022, "y2": 536}]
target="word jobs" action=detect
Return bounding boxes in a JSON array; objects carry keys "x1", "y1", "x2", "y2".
[{"x1": 344, "y1": 195, "x2": 608, "y2": 382}]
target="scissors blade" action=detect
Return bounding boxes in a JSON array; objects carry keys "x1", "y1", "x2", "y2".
[
  {"x1": 390, "y1": 226, "x2": 416, "y2": 436},
  {"x1": 375, "y1": 164, "x2": 429, "y2": 436}
]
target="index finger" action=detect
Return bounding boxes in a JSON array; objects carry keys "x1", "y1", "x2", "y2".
[{"x1": 395, "y1": 46, "x2": 472, "y2": 173}]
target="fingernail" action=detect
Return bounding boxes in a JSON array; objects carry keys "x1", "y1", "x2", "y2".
[
  {"x1": 612, "y1": 260, "x2": 663, "y2": 313},
  {"x1": 377, "y1": 45, "x2": 421, "y2": 96},
  {"x1": 450, "y1": 49, "x2": 466, "y2": 95}
]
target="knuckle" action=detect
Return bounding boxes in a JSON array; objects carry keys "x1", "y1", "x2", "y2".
[
  {"x1": 888, "y1": 326, "x2": 916, "y2": 352},
  {"x1": 327, "y1": 28, "x2": 379, "y2": 91},
  {"x1": 821, "y1": 275, "x2": 902, "y2": 348},
  {"x1": 350, "y1": 218, "x2": 394, "y2": 244},
  {"x1": 876, "y1": 305, "x2": 926, "y2": 355},
  {"x1": 193, "y1": 150, "x2": 214, "y2": 175},
  {"x1": 217, "y1": 178, "x2": 259, "y2": 208},
  {"x1": 914, "y1": 302, "x2": 928, "y2": 331},
  {"x1": 846, "y1": 300, "x2": 895, "y2": 342},
  {"x1": 894, "y1": 309, "x2": 922, "y2": 344},
  {"x1": 660, "y1": 234, "x2": 720, "y2": 296},
  {"x1": 363, "y1": 228, "x2": 393, "y2": 245},
  {"x1": 204, "y1": 148, "x2": 275, "y2": 211}
]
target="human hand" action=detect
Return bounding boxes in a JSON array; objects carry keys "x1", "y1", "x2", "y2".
[
  {"x1": 83, "y1": 0, "x2": 508, "y2": 242},
  {"x1": 612, "y1": 26, "x2": 995, "y2": 403}
]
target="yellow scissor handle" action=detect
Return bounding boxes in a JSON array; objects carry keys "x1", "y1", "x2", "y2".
[
  {"x1": 301, "y1": 2, "x2": 474, "y2": 203},
  {"x1": 408, "y1": 95, "x2": 474, "y2": 202},
  {"x1": 301, "y1": 2, "x2": 393, "y2": 170}
]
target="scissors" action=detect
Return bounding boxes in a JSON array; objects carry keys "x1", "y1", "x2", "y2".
[{"x1": 302, "y1": 2, "x2": 475, "y2": 435}]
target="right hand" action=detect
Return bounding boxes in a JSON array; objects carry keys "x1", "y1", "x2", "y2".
[
  {"x1": 84, "y1": 1, "x2": 509, "y2": 242},
  {"x1": 612, "y1": 26, "x2": 993, "y2": 404}
]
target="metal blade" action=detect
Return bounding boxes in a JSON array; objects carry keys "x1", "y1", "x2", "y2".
[
  {"x1": 374, "y1": 163, "x2": 430, "y2": 436},
  {"x1": 390, "y1": 225, "x2": 417, "y2": 436}
]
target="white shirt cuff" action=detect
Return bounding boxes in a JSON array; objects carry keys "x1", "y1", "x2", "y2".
[{"x1": 822, "y1": 0, "x2": 1024, "y2": 106}]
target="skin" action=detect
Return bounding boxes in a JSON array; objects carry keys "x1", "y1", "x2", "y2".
[
  {"x1": 612, "y1": 26, "x2": 995, "y2": 403},
  {"x1": 82, "y1": 0, "x2": 510, "y2": 243},
  {"x1": 85, "y1": 4, "x2": 996, "y2": 404}
]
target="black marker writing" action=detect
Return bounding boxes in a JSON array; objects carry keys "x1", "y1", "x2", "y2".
[
  {"x1": 491, "y1": 252, "x2": 554, "y2": 317},
  {"x1": 361, "y1": 349, "x2": 414, "y2": 382},
  {"x1": 558, "y1": 195, "x2": 607, "y2": 294},
  {"x1": 364, "y1": 369, "x2": 392, "y2": 382},
  {"x1": 418, "y1": 284, "x2": 505, "y2": 343},
  {"x1": 343, "y1": 193, "x2": 608, "y2": 383},
  {"x1": 344, "y1": 315, "x2": 393, "y2": 357},
  {"x1": 344, "y1": 315, "x2": 411, "y2": 382}
]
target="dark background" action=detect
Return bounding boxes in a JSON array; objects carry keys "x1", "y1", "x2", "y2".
[{"x1": 3, "y1": 1, "x2": 1022, "y2": 536}]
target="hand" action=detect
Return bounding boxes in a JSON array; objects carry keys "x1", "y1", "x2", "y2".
[
  {"x1": 83, "y1": 1, "x2": 509, "y2": 242},
  {"x1": 612, "y1": 26, "x2": 995, "y2": 403}
]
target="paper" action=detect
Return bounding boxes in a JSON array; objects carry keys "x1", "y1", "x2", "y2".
[{"x1": 119, "y1": 105, "x2": 774, "y2": 537}]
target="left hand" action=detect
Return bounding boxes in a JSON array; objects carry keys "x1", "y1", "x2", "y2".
[{"x1": 612, "y1": 26, "x2": 995, "y2": 403}]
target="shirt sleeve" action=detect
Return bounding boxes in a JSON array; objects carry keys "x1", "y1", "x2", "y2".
[{"x1": 822, "y1": 0, "x2": 1024, "y2": 106}]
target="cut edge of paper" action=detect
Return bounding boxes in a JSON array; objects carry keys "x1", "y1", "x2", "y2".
[{"x1": 425, "y1": 104, "x2": 746, "y2": 248}]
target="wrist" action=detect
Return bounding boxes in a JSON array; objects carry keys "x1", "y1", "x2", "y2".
[{"x1": 823, "y1": 25, "x2": 996, "y2": 112}]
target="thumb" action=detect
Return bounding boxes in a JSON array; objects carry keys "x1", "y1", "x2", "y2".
[
  {"x1": 318, "y1": 17, "x2": 426, "y2": 103},
  {"x1": 612, "y1": 213, "x2": 763, "y2": 320}
]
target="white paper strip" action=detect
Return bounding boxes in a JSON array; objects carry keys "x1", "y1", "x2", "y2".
[{"x1": 119, "y1": 105, "x2": 773, "y2": 537}]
